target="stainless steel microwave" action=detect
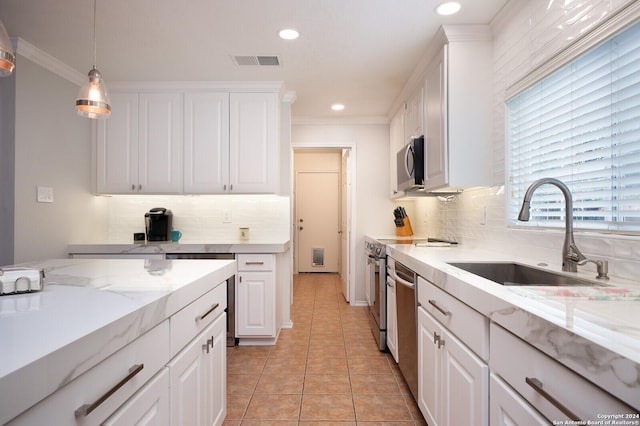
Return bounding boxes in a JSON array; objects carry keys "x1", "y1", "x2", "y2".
[{"x1": 397, "y1": 136, "x2": 424, "y2": 191}]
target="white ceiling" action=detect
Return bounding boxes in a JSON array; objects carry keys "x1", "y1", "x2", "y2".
[{"x1": 0, "y1": 0, "x2": 508, "y2": 119}]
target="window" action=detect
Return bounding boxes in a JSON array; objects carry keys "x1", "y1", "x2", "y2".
[{"x1": 507, "y1": 19, "x2": 640, "y2": 233}]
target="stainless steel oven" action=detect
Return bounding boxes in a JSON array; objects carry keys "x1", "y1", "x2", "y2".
[
  {"x1": 165, "y1": 252, "x2": 236, "y2": 346},
  {"x1": 365, "y1": 239, "x2": 387, "y2": 351}
]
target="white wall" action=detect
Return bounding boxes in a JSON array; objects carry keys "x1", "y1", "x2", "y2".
[
  {"x1": 0, "y1": 68, "x2": 15, "y2": 265},
  {"x1": 12, "y1": 56, "x2": 110, "y2": 263},
  {"x1": 292, "y1": 121, "x2": 394, "y2": 304},
  {"x1": 412, "y1": 0, "x2": 640, "y2": 281}
]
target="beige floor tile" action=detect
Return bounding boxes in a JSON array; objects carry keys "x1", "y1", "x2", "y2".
[
  {"x1": 307, "y1": 344, "x2": 347, "y2": 359},
  {"x1": 263, "y1": 356, "x2": 307, "y2": 374},
  {"x1": 227, "y1": 374, "x2": 260, "y2": 394},
  {"x1": 298, "y1": 422, "x2": 356, "y2": 426},
  {"x1": 255, "y1": 374, "x2": 304, "y2": 394},
  {"x1": 225, "y1": 394, "x2": 251, "y2": 420},
  {"x1": 240, "y1": 421, "x2": 298, "y2": 426},
  {"x1": 350, "y1": 374, "x2": 401, "y2": 394},
  {"x1": 306, "y1": 357, "x2": 349, "y2": 375},
  {"x1": 269, "y1": 343, "x2": 309, "y2": 358},
  {"x1": 353, "y1": 394, "x2": 413, "y2": 422},
  {"x1": 304, "y1": 374, "x2": 351, "y2": 394},
  {"x1": 227, "y1": 357, "x2": 266, "y2": 374},
  {"x1": 244, "y1": 394, "x2": 302, "y2": 420},
  {"x1": 300, "y1": 394, "x2": 356, "y2": 421},
  {"x1": 345, "y1": 342, "x2": 387, "y2": 358},
  {"x1": 348, "y1": 357, "x2": 393, "y2": 375}
]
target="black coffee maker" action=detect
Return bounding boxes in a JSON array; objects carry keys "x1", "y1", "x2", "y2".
[{"x1": 145, "y1": 207, "x2": 173, "y2": 241}]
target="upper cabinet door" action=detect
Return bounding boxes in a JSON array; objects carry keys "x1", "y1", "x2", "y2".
[
  {"x1": 229, "y1": 92, "x2": 278, "y2": 193},
  {"x1": 183, "y1": 92, "x2": 230, "y2": 193},
  {"x1": 424, "y1": 46, "x2": 447, "y2": 189},
  {"x1": 138, "y1": 93, "x2": 183, "y2": 193},
  {"x1": 96, "y1": 93, "x2": 139, "y2": 194}
]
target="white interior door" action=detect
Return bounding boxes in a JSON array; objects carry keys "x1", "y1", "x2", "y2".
[
  {"x1": 296, "y1": 171, "x2": 340, "y2": 272},
  {"x1": 340, "y1": 150, "x2": 350, "y2": 301}
]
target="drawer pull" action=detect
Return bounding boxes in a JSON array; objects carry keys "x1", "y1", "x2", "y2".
[
  {"x1": 75, "y1": 363, "x2": 144, "y2": 417},
  {"x1": 525, "y1": 377, "x2": 580, "y2": 421},
  {"x1": 244, "y1": 261, "x2": 265, "y2": 265},
  {"x1": 196, "y1": 303, "x2": 220, "y2": 321},
  {"x1": 428, "y1": 299, "x2": 451, "y2": 317}
]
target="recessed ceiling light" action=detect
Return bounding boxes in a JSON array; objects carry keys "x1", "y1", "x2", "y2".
[
  {"x1": 331, "y1": 104, "x2": 345, "y2": 111},
  {"x1": 278, "y1": 29, "x2": 299, "y2": 40},
  {"x1": 435, "y1": 1, "x2": 461, "y2": 15}
]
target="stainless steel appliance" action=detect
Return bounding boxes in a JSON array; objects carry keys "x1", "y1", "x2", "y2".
[
  {"x1": 145, "y1": 207, "x2": 173, "y2": 241},
  {"x1": 365, "y1": 238, "x2": 387, "y2": 351},
  {"x1": 165, "y1": 253, "x2": 236, "y2": 346},
  {"x1": 396, "y1": 136, "x2": 425, "y2": 192},
  {"x1": 388, "y1": 257, "x2": 419, "y2": 400}
]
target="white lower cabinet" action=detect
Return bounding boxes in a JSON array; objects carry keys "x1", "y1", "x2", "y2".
[
  {"x1": 236, "y1": 254, "x2": 276, "y2": 339},
  {"x1": 489, "y1": 373, "x2": 548, "y2": 426},
  {"x1": 418, "y1": 306, "x2": 488, "y2": 426},
  {"x1": 168, "y1": 313, "x2": 226, "y2": 426},
  {"x1": 490, "y1": 322, "x2": 635, "y2": 423},
  {"x1": 103, "y1": 368, "x2": 170, "y2": 426},
  {"x1": 386, "y1": 275, "x2": 399, "y2": 362}
]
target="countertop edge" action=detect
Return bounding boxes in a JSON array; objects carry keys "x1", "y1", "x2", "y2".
[{"x1": 68, "y1": 240, "x2": 291, "y2": 255}]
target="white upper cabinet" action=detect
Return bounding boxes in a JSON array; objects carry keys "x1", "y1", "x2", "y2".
[
  {"x1": 229, "y1": 92, "x2": 278, "y2": 193},
  {"x1": 97, "y1": 92, "x2": 183, "y2": 194},
  {"x1": 404, "y1": 86, "x2": 424, "y2": 143},
  {"x1": 183, "y1": 92, "x2": 230, "y2": 193},
  {"x1": 422, "y1": 26, "x2": 493, "y2": 191},
  {"x1": 389, "y1": 107, "x2": 404, "y2": 198},
  {"x1": 96, "y1": 86, "x2": 281, "y2": 195}
]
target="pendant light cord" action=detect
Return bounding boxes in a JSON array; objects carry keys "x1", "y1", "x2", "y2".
[{"x1": 92, "y1": 0, "x2": 97, "y2": 68}]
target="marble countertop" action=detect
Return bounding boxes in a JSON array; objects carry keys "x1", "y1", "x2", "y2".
[
  {"x1": 385, "y1": 243, "x2": 640, "y2": 410},
  {"x1": 0, "y1": 258, "x2": 236, "y2": 425},
  {"x1": 68, "y1": 238, "x2": 291, "y2": 255}
]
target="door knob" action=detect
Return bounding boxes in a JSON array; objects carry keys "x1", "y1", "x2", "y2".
[
  {"x1": 299, "y1": 218, "x2": 304, "y2": 223},
  {"x1": 299, "y1": 226, "x2": 304, "y2": 231}
]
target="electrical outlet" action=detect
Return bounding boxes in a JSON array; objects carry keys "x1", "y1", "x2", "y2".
[
  {"x1": 223, "y1": 210, "x2": 232, "y2": 223},
  {"x1": 37, "y1": 186, "x2": 54, "y2": 203}
]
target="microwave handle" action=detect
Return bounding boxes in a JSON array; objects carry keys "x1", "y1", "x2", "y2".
[{"x1": 404, "y1": 144, "x2": 414, "y2": 178}]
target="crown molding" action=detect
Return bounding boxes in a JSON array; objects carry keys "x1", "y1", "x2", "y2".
[
  {"x1": 11, "y1": 37, "x2": 85, "y2": 86},
  {"x1": 292, "y1": 115, "x2": 389, "y2": 126}
]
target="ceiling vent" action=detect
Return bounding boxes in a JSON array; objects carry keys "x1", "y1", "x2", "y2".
[{"x1": 233, "y1": 55, "x2": 281, "y2": 66}]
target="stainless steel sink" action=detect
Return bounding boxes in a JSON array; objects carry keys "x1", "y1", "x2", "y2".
[{"x1": 447, "y1": 262, "x2": 606, "y2": 286}]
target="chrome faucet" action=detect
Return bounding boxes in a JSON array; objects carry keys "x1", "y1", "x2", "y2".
[{"x1": 517, "y1": 177, "x2": 609, "y2": 279}]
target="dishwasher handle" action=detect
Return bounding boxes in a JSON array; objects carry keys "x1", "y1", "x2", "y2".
[{"x1": 390, "y1": 268, "x2": 415, "y2": 289}]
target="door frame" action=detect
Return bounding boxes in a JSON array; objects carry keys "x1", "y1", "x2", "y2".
[{"x1": 291, "y1": 142, "x2": 356, "y2": 304}]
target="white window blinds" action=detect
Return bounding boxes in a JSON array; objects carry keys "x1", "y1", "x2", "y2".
[{"x1": 507, "y1": 19, "x2": 640, "y2": 233}]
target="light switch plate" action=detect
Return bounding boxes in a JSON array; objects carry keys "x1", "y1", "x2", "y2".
[
  {"x1": 37, "y1": 186, "x2": 54, "y2": 203},
  {"x1": 223, "y1": 210, "x2": 232, "y2": 223}
]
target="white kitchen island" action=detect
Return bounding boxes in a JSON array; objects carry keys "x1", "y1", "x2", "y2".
[{"x1": 0, "y1": 258, "x2": 235, "y2": 425}]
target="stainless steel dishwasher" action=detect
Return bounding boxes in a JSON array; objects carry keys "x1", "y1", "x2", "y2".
[
  {"x1": 165, "y1": 253, "x2": 236, "y2": 346},
  {"x1": 388, "y1": 257, "x2": 418, "y2": 400}
]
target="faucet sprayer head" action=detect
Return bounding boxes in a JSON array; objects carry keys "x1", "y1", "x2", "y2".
[{"x1": 518, "y1": 200, "x2": 531, "y2": 221}]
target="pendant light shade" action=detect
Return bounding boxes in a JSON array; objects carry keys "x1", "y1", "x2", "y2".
[
  {"x1": 76, "y1": 66, "x2": 111, "y2": 118},
  {"x1": 76, "y1": 0, "x2": 111, "y2": 119},
  {"x1": 0, "y1": 19, "x2": 15, "y2": 77}
]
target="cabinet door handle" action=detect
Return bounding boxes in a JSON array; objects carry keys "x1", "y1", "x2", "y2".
[
  {"x1": 196, "y1": 303, "x2": 220, "y2": 321},
  {"x1": 74, "y1": 364, "x2": 144, "y2": 417},
  {"x1": 428, "y1": 299, "x2": 451, "y2": 317},
  {"x1": 525, "y1": 377, "x2": 580, "y2": 421},
  {"x1": 131, "y1": 184, "x2": 135, "y2": 191},
  {"x1": 433, "y1": 331, "x2": 440, "y2": 344}
]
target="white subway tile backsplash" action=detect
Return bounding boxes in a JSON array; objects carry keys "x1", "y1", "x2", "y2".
[{"x1": 105, "y1": 194, "x2": 290, "y2": 243}]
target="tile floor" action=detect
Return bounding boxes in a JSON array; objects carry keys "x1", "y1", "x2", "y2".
[{"x1": 224, "y1": 273, "x2": 427, "y2": 425}]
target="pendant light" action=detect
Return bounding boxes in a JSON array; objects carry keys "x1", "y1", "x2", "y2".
[
  {"x1": 0, "y1": 19, "x2": 15, "y2": 77},
  {"x1": 76, "y1": 0, "x2": 111, "y2": 119}
]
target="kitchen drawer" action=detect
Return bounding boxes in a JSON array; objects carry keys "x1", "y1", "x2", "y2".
[
  {"x1": 490, "y1": 373, "x2": 548, "y2": 426},
  {"x1": 490, "y1": 323, "x2": 635, "y2": 422},
  {"x1": 8, "y1": 320, "x2": 170, "y2": 426},
  {"x1": 170, "y1": 281, "x2": 226, "y2": 357},
  {"x1": 102, "y1": 367, "x2": 169, "y2": 426},
  {"x1": 237, "y1": 253, "x2": 274, "y2": 271},
  {"x1": 418, "y1": 276, "x2": 489, "y2": 361}
]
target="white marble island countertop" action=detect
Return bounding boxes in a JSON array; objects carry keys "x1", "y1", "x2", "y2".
[
  {"x1": 68, "y1": 238, "x2": 291, "y2": 256},
  {"x1": 0, "y1": 258, "x2": 236, "y2": 425},
  {"x1": 386, "y1": 244, "x2": 640, "y2": 410}
]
